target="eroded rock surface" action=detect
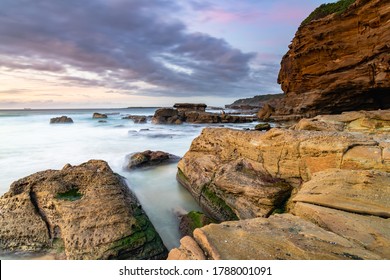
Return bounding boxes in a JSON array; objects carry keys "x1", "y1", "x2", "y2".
[{"x1": 0, "y1": 160, "x2": 167, "y2": 260}]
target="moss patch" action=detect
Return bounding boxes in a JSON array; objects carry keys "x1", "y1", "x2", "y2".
[
  {"x1": 176, "y1": 168, "x2": 189, "y2": 185},
  {"x1": 55, "y1": 188, "x2": 83, "y2": 201},
  {"x1": 301, "y1": 0, "x2": 356, "y2": 26},
  {"x1": 202, "y1": 185, "x2": 238, "y2": 221}
]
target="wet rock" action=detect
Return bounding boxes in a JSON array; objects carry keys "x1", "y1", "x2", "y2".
[
  {"x1": 50, "y1": 116, "x2": 73, "y2": 124},
  {"x1": 0, "y1": 160, "x2": 167, "y2": 260}
]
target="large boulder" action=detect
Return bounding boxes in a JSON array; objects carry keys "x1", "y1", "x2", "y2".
[
  {"x1": 0, "y1": 160, "x2": 167, "y2": 260},
  {"x1": 151, "y1": 108, "x2": 182, "y2": 124},
  {"x1": 272, "y1": 0, "x2": 390, "y2": 119}
]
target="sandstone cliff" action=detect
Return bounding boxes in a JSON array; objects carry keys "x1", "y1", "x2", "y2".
[
  {"x1": 170, "y1": 109, "x2": 390, "y2": 260},
  {"x1": 0, "y1": 160, "x2": 167, "y2": 260},
  {"x1": 266, "y1": 0, "x2": 390, "y2": 119}
]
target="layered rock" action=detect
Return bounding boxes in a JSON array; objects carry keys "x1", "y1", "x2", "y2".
[
  {"x1": 126, "y1": 150, "x2": 180, "y2": 169},
  {"x1": 293, "y1": 109, "x2": 390, "y2": 133},
  {"x1": 268, "y1": 0, "x2": 390, "y2": 119},
  {"x1": 0, "y1": 160, "x2": 167, "y2": 260},
  {"x1": 171, "y1": 109, "x2": 390, "y2": 259},
  {"x1": 168, "y1": 214, "x2": 381, "y2": 260},
  {"x1": 50, "y1": 116, "x2": 73, "y2": 124}
]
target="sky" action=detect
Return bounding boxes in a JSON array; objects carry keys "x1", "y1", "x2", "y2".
[{"x1": 0, "y1": 0, "x2": 331, "y2": 109}]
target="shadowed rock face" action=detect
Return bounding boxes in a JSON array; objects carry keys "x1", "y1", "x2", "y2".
[
  {"x1": 273, "y1": 0, "x2": 390, "y2": 118},
  {"x1": 0, "y1": 160, "x2": 167, "y2": 260}
]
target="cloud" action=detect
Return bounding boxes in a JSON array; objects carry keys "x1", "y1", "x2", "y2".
[{"x1": 0, "y1": 0, "x2": 266, "y2": 99}]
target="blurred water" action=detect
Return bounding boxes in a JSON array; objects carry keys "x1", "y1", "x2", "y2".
[{"x1": 0, "y1": 108, "x2": 257, "y2": 256}]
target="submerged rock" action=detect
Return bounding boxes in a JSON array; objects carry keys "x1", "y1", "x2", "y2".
[
  {"x1": 50, "y1": 116, "x2": 73, "y2": 124},
  {"x1": 0, "y1": 160, "x2": 167, "y2": 260},
  {"x1": 127, "y1": 150, "x2": 180, "y2": 169}
]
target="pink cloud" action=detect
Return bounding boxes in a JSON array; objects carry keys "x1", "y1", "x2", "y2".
[{"x1": 200, "y1": 9, "x2": 263, "y2": 24}]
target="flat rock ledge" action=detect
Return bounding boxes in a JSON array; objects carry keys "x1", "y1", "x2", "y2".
[
  {"x1": 170, "y1": 110, "x2": 390, "y2": 259},
  {"x1": 0, "y1": 160, "x2": 168, "y2": 260}
]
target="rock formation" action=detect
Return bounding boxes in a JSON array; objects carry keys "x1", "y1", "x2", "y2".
[
  {"x1": 122, "y1": 115, "x2": 147, "y2": 124},
  {"x1": 92, "y1": 113, "x2": 107, "y2": 119},
  {"x1": 170, "y1": 109, "x2": 390, "y2": 259},
  {"x1": 173, "y1": 103, "x2": 207, "y2": 112},
  {"x1": 226, "y1": 94, "x2": 283, "y2": 110},
  {"x1": 50, "y1": 116, "x2": 73, "y2": 124},
  {"x1": 126, "y1": 150, "x2": 180, "y2": 169},
  {"x1": 0, "y1": 160, "x2": 167, "y2": 260},
  {"x1": 263, "y1": 0, "x2": 390, "y2": 120},
  {"x1": 152, "y1": 105, "x2": 254, "y2": 125}
]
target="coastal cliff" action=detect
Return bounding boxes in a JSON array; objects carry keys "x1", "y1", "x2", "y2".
[
  {"x1": 169, "y1": 110, "x2": 390, "y2": 260},
  {"x1": 263, "y1": 0, "x2": 390, "y2": 119}
]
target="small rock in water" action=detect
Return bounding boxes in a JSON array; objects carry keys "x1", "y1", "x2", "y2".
[
  {"x1": 50, "y1": 116, "x2": 73, "y2": 124},
  {"x1": 92, "y1": 112, "x2": 107, "y2": 119},
  {"x1": 127, "y1": 150, "x2": 180, "y2": 169}
]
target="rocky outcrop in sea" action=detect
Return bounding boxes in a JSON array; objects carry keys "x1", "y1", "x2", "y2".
[
  {"x1": 152, "y1": 103, "x2": 254, "y2": 124},
  {"x1": 0, "y1": 160, "x2": 167, "y2": 260},
  {"x1": 169, "y1": 109, "x2": 390, "y2": 260}
]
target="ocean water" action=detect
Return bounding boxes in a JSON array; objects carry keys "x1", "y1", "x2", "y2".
[{"x1": 0, "y1": 108, "x2": 257, "y2": 258}]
